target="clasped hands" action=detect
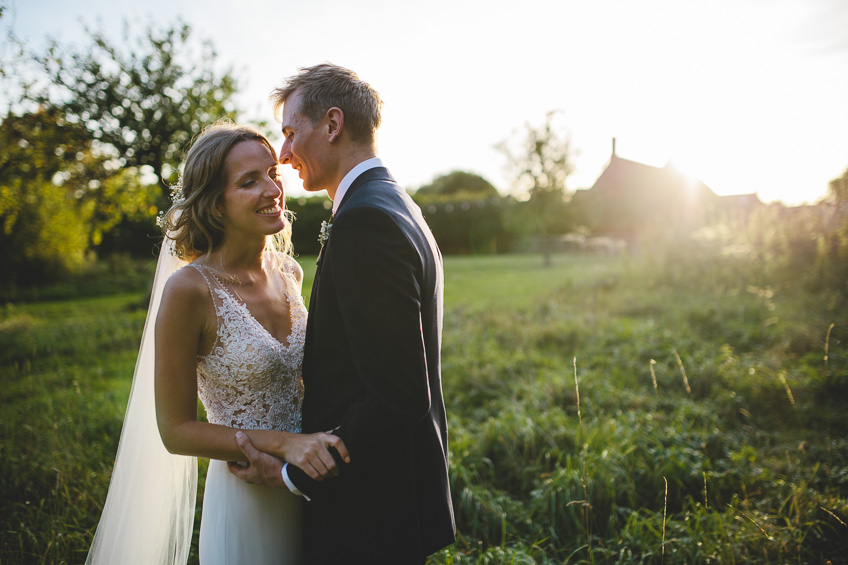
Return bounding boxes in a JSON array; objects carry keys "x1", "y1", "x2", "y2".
[{"x1": 228, "y1": 431, "x2": 350, "y2": 488}]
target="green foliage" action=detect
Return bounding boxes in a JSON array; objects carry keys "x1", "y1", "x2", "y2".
[
  {"x1": 35, "y1": 20, "x2": 238, "y2": 194},
  {"x1": 1, "y1": 177, "x2": 90, "y2": 277},
  {"x1": 0, "y1": 106, "x2": 160, "y2": 284},
  {"x1": 0, "y1": 291, "x2": 208, "y2": 564},
  {"x1": 413, "y1": 171, "x2": 510, "y2": 254},
  {"x1": 286, "y1": 196, "x2": 334, "y2": 256},
  {"x1": 413, "y1": 194, "x2": 512, "y2": 255},
  {"x1": 417, "y1": 170, "x2": 500, "y2": 199},
  {"x1": 0, "y1": 18, "x2": 236, "y2": 284},
  {"x1": 433, "y1": 254, "x2": 846, "y2": 563},
  {"x1": 0, "y1": 107, "x2": 94, "y2": 282},
  {"x1": 83, "y1": 169, "x2": 160, "y2": 248},
  {"x1": 0, "y1": 254, "x2": 155, "y2": 303},
  {"x1": 692, "y1": 201, "x2": 848, "y2": 307},
  {"x1": 0, "y1": 295, "x2": 146, "y2": 563}
]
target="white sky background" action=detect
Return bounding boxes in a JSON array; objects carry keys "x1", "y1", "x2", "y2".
[{"x1": 4, "y1": 0, "x2": 848, "y2": 205}]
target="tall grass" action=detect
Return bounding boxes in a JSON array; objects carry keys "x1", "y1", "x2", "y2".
[
  {"x1": 0, "y1": 293, "x2": 209, "y2": 564},
  {"x1": 431, "y1": 252, "x2": 846, "y2": 564},
  {"x1": 1, "y1": 251, "x2": 846, "y2": 564}
]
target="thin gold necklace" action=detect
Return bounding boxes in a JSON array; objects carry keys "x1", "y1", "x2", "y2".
[{"x1": 211, "y1": 259, "x2": 249, "y2": 302}]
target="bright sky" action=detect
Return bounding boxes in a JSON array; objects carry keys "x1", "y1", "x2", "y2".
[{"x1": 5, "y1": 0, "x2": 848, "y2": 205}]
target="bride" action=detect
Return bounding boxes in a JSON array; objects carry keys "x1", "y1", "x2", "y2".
[{"x1": 85, "y1": 123, "x2": 348, "y2": 565}]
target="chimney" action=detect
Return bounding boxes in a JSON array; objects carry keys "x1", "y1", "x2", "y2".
[{"x1": 612, "y1": 137, "x2": 617, "y2": 158}]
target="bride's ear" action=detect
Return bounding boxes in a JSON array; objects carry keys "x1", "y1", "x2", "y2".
[{"x1": 326, "y1": 107, "x2": 344, "y2": 143}]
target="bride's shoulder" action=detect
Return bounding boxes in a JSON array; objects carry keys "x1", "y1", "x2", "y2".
[
  {"x1": 276, "y1": 253, "x2": 303, "y2": 286},
  {"x1": 156, "y1": 266, "x2": 217, "y2": 343},
  {"x1": 285, "y1": 255, "x2": 304, "y2": 285},
  {"x1": 162, "y1": 263, "x2": 210, "y2": 302},
  {"x1": 155, "y1": 264, "x2": 213, "y2": 333}
]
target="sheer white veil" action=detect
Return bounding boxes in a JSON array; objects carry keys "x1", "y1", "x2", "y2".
[{"x1": 86, "y1": 235, "x2": 196, "y2": 565}]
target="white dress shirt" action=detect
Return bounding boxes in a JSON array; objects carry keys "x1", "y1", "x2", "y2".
[{"x1": 331, "y1": 157, "x2": 385, "y2": 215}]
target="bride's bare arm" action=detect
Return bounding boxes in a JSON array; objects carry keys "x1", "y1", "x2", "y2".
[{"x1": 153, "y1": 268, "x2": 348, "y2": 480}]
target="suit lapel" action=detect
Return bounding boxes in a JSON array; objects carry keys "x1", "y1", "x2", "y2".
[
  {"x1": 334, "y1": 167, "x2": 394, "y2": 215},
  {"x1": 306, "y1": 166, "x2": 395, "y2": 373}
]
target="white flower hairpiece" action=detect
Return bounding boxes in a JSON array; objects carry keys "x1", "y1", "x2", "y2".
[
  {"x1": 155, "y1": 178, "x2": 186, "y2": 256},
  {"x1": 169, "y1": 179, "x2": 185, "y2": 205}
]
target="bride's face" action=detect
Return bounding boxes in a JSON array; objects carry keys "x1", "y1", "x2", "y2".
[{"x1": 219, "y1": 140, "x2": 286, "y2": 238}]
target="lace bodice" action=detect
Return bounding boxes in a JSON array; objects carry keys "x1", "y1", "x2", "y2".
[{"x1": 191, "y1": 260, "x2": 306, "y2": 433}]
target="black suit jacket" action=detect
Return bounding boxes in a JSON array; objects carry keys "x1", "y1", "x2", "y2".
[{"x1": 287, "y1": 167, "x2": 455, "y2": 564}]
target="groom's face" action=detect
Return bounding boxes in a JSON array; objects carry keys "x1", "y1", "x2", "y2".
[{"x1": 279, "y1": 90, "x2": 331, "y2": 193}]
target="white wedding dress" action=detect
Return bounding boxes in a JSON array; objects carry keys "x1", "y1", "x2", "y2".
[{"x1": 192, "y1": 260, "x2": 307, "y2": 565}]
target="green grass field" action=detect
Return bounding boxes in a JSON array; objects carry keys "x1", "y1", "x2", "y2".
[{"x1": 1, "y1": 253, "x2": 846, "y2": 564}]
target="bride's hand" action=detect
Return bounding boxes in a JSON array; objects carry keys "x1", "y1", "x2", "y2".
[
  {"x1": 280, "y1": 432, "x2": 350, "y2": 480},
  {"x1": 228, "y1": 432, "x2": 287, "y2": 487}
]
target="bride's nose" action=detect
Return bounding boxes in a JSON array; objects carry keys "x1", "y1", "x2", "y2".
[{"x1": 264, "y1": 177, "x2": 283, "y2": 198}]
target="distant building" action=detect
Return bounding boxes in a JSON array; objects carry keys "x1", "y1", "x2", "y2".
[{"x1": 571, "y1": 139, "x2": 760, "y2": 248}]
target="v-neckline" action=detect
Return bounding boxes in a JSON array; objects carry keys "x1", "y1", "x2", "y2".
[{"x1": 202, "y1": 265, "x2": 298, "y2": 350}]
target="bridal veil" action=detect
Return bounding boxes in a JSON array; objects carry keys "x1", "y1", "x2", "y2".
[{"x1": 86, "y1": 237, "x2": 196, "y2": 565}]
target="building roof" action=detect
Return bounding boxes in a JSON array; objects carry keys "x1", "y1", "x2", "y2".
[
  {"x1": 588, "y1": 154, "x2": 717, "y2": 202},
  {"x1": 571, "y1": 140, "x2": 764, "y2": 238}
]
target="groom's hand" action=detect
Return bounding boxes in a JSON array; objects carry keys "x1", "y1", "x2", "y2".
[
  {"x1": 227, "y1": 431, "x2": 286, "y2": 488},
  {"x1": 281, "y1": 432, "x2": 350, "y2": 480}
]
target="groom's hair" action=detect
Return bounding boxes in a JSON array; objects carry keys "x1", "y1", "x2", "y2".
[{"x1": 271, "y1": 63, "x2": 382, "y2": 146}]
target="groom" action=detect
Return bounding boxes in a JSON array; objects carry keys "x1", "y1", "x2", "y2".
[{"x1": 229, "y1": 63, "x2": 455, "y2": 564}]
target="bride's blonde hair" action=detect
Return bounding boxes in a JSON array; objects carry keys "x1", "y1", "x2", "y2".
[{"x1": 160, "y1": 121, "x2": 293, "y2": 262}]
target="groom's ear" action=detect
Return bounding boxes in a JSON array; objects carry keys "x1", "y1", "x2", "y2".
[{"x1": 326, "y1": 107, "x2": 344, "y2": 143}]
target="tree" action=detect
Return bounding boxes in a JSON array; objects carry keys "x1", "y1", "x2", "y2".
[
  {"x1": 416, "y1": 170, "x2": 499, "y2": 199},
  {"x1": 0, "y1": 106, "x2": 97, "y2": 282},
  {"x1": 414, "y1": 171, "x2": 507, "y2": 254},
  {"x1": 0, "y1": 17, "x2": 229, "y2": 283},
  {"x1": 497, "y1": 111, "x2": 576, "y2": 266},
  {"x1": 35, "y1": 20, "x2": 238, "y2": 196}
]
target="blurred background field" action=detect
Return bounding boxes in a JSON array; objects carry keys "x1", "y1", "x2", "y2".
[{"x1": 2, "y1": 248, "x2": 846, "y2": 564}]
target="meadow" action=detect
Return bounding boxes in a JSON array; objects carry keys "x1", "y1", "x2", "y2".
[{"x1": 1, "y1": 251, "x2": 846, "y2": 564}]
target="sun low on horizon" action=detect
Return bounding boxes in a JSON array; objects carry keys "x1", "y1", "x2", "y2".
[{"x1": 594, "y1": 137, "x2": 828, "y2": 207}]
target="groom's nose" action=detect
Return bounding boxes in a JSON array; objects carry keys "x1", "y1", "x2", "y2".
[{"x1": 279, "y1": 145, "x2": 291, "y2": 166}]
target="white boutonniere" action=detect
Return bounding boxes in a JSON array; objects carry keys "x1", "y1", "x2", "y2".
[{"x1": 317, "y1": 216, "x2": 334, "y2": 264}]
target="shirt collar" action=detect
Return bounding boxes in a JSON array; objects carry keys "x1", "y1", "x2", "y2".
[{"x1": 332, "y1": 157, "x2": 384, "y2": 215}]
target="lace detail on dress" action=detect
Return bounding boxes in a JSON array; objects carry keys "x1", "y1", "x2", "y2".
[{"x1": 191, "y1": 260, "x2": 306, "y2": 433}]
